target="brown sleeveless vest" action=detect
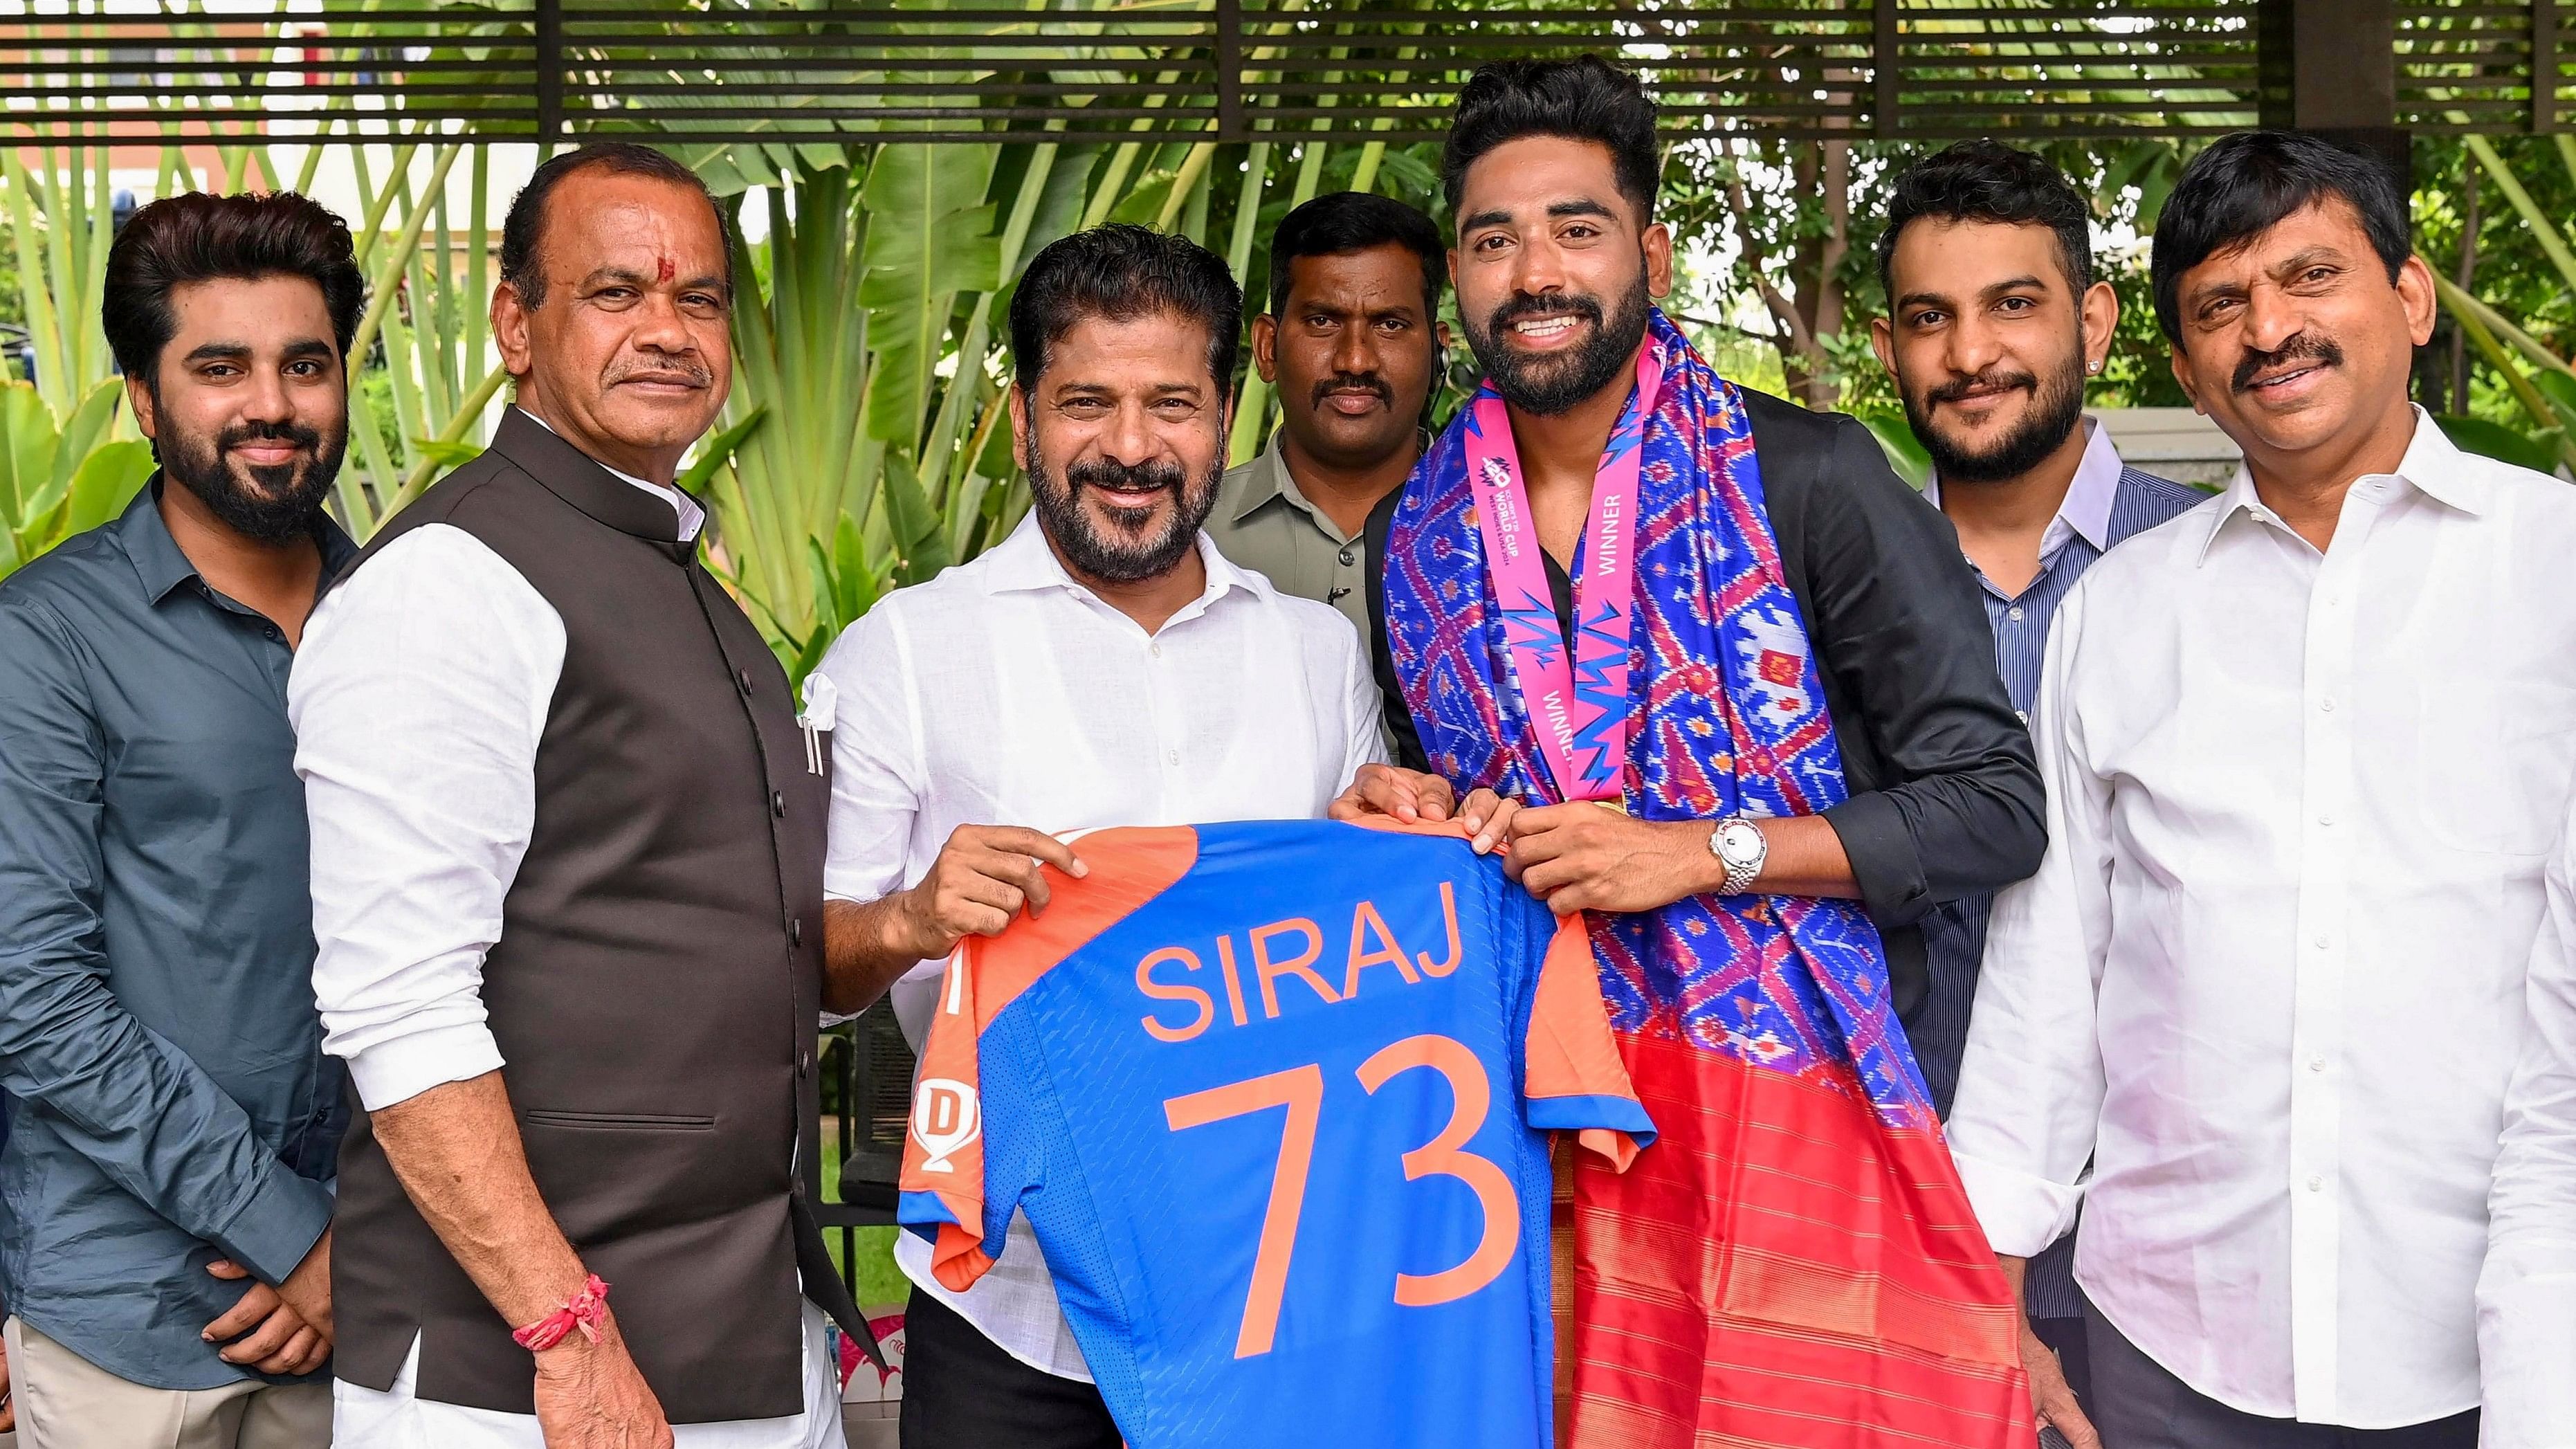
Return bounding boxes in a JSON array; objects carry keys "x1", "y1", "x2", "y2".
[{"x1": 327, "y1": 408, "x2": 866, "y2": 1421}]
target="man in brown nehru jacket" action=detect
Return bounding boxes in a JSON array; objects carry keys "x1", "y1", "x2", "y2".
[{"x1": 292, "y1": 143, "x2": 873, "y2": 1448}]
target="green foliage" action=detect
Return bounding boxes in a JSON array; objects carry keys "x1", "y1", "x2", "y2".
[
  {"x1": 0, "y1": 378, "x2": 153, "y2": 582},
  {"x1": 1853, "y1": 408, "x2": 1933, "y2": 491},
  {"x1": 859, "y1": 146, "x2": 1002, "y2": 448},
  {"x1": 2437, "y1": 414, "x2": 2566, "y2": 476},
  {"x1": 0, "y1": 214, "x2": 24, "y2": 370},
  {"x1": 2420, "y1": 135, "x2": 2576, "y2": 475},
  {"x1": 1665, "y1": 131, "x2": 2200, "y2": 423},
  {"x1": 3, "y1": 147, "x2": 119, "y2": 422}
]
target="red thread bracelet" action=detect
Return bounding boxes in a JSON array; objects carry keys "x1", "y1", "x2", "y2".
[{"x1": 513, "y1": 1273, "x2": 610, "y2": 1352}]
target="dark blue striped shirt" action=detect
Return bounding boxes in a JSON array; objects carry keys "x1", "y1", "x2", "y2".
[{"x1": 1912, "y1": 440, "x2": 2207, "y2": 1321}]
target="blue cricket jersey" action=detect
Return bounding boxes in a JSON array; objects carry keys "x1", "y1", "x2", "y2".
[{"x1": 899, "y1": 819, "x2": 1652, "y2": 1448}]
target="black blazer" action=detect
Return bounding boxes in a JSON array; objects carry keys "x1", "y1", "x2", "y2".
[{"x1": 1366, "y1": 385, "x2": 2045, "y2": 1023}]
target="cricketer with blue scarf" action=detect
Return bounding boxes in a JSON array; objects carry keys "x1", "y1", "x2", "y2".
[{"x1": 1335, "y1": 56, "x2": 2053, "y2": 1449}]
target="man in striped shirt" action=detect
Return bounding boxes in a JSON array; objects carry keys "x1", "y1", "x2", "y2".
[{"x1": 1867, "y1": 140, "x2": 2207, "y2": 1432}]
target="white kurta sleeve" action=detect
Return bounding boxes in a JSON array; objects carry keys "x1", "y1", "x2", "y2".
[
  {"x1": 814, "y1": 599, "x2": 945, "y2": 1047},
  {"x1": 1944, "y1": 577, "x2": 2114, "y2": 1259},
  {"x1": 2479, "y1": 798, "x2": 2576, "y2": 1449},
  {"x1": 816, "y1": 598, "x2": 926, "y2": 909},
  {"x1": 289, "y1": 524, "x2": 565, "y2": 1112},
  {"x1": 1340, "y1": 618, "x2": 1391, "y2": 781}
]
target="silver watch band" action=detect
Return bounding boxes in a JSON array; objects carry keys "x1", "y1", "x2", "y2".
[{"x1": 1710, "y1": 817, "x2": 1766, "y2": 895}]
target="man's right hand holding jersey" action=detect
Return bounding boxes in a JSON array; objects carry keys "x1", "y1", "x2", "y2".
[
  {"x1": 893, "y1": 826, "x2": 1092, "y2": 955},
  {"x1": 823, "y1": 826, "x2": 1090, "y2": 1016}
]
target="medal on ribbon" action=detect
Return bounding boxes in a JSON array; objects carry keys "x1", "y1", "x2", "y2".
[{"x1": 1462, "y1": 345, "x2": 1663, "y2": 808}]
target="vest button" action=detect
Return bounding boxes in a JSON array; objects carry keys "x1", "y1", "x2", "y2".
[
  {"x1": 771, "y1": 790, "x2": 786, "y2": 817},
  {"x1": 798, "y1": 1047, "x2": 814, "y2": 1077},
  {"x1": 787, "y1": 916, "x2": 803, "y2": 947},
  {"x1": 736, "y1": 667, "x2": 754, "y2": 695}
]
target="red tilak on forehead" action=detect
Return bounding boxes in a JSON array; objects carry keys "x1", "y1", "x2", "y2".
[{"x1": 656, "y1": 255, "x2": 674, "y2": 282}]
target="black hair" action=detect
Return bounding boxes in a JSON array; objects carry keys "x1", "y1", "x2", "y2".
[
  {"x1": 1008, "y1": 224, "x2": 1243, "y2": 397},
  {"x1": 500, "y1": 142, "x2": 733, "y2": 309},
  {"x1": 1442, "y1": 56, "x2": 1661, "y2": 224},
  {"x1": 1266, "y1": 191, "x2": 1447, "y2": 320},
  {"x1": 1877, "y1": 140, "x2": 2094, "y2": 302},
  {"x1": 2149, "y1": 130, "x2": 2412, "y2": 344},
  {"x1": 102, "y1": 190, "x2": 365, "y2": 389}
]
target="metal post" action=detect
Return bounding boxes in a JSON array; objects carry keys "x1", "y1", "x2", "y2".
[
  {"x1": 1216, "y1": 0, "x2": 1243, "y2": 143},
  {"x1": 2538, "y1": 0, "x2": 2562, "y2": 134},
  {"x1": 536, "y1": 0, "x2": 564, "y2": 149},
  {"x1": 2258, "y1": 0, "x2": 2407, "y2": 187},
  {"x1": 1873, "y1": 0, "x2": 1899, "y2": 139},
  {"x1": 2258, "y1": 0, "x2": 2395, "y2": 129}
]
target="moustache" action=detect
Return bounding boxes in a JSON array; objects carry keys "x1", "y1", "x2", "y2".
[
  {"x1": 2232, "y1": 332, "x2": 2344, "y2": 394},
  {"x1": 219, "y1": 419, "x2": 325, "y2": 456},
  {"x1": 1484, "y1": 290, "x2": 1604, "y2": 341},
  {"x1": 1926, "y1": 367, "x2": 2039, "y2": 408},
  {"x1": 1063, "y1": 457, "x2": 1188, "y2": 498},
  {"x1": 607, "y1": 360, "x2": 714, "y2": 389},
  {"x1": 1311, "y1": 372, "x2": 1394, "y2": 409}
]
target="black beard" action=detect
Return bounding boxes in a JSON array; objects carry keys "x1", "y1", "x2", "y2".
[
  {"x1": 1027, "y1": 445, "x2": 1222, "y2": 585},
  {"x1": 157, "y1": 411, "x2": 345, "y2": 545},
  {"x1": 1463, "y1": 271, "x2": 1654, "y2": 417},
  {"x1": 1904, "y1": 351, "x2": 2089, "y2": 486}
]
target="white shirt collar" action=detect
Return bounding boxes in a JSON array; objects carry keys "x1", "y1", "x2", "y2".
[
  {"x1": 2194, "y1": 405, "x2": 2488, "y2": 565},
  {"x1": 1924, "y1": 415, "x2": 2126, "y2": 559},
  {"x1": 518, "y1": 408, "x2": 707, "y2": 543},
  {"x1": 980, "y1": 511, "x2": 1268, "y2": 621}
]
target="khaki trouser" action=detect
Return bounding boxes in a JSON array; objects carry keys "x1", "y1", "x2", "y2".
[{"x1": 3, "y1": 1316, "x2": 329, "y2": 1449}]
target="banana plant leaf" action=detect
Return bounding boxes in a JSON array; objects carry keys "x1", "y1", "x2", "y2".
[
  {"x1": 859, "y1": 145, "x2": 1002, "y2": 452},
  {"x1": 2436, "y1": 414, "x2": 2568, "y2": 477},
  {"x1": 0, "y1": 379, "x2": 152, "y2": 583},
  {"x1": 1853, "y1": 407, "x2": 1933, "y2": 490}
]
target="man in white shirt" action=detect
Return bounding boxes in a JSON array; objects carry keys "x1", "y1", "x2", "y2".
[
  {"x1": 2484, "y1": 794, "x2": 2576, "y2": 1447},
  {"x1": 1946, "y1": 130, "x2": 2576, "y2": 1449},
  {"x1": 815, "y1": 224, "x2": 1450, "y2": 1449}
]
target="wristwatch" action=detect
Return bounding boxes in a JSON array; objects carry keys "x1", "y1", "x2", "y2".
[{"x1": 1708, "y1": 817, "x2": 1768, "y2": 895}]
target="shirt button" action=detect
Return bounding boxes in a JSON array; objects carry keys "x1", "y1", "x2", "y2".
[
  {"x1": 2319, "y1": 696, "x2": 2335, "y2": 712},
  {"x1": 771, "y1": 790, "x2": 786, "y2": 817},
  {"x1": 2309, "y1": 1056, "x2": 2327, "y2": 1073},
  {"x1": 2306, "y1": 1174, "x2": 2323, "y2": 1192},
  {"x1": 2007, "y1": 605, "x2": 2025, "y2": 622},
  {"x1": 798, "y1": 1046, "x2": 814, "y2": 1077},
  {"x1": 787, "y1": 916, "x2": 803, "y2": 946},
  {"x1": 2313, "y1": 933, "x2": 2330, "y2": 949},
  {"x1": 1167, "y1": 749, "x2": 1180, "y2": 766},
  {"x1": 1339, "y1": 546, "x2": 1357, "y2": 567},
  {"x1": 264, "y1": 624, "x2": 282, "y2": 641},
  {"x1": 2317, "y1": 812, "x2": 2335, "y2": 826},
  {"x1": 1149, "y1": 642, "x2": 1162, "y2": 659}
]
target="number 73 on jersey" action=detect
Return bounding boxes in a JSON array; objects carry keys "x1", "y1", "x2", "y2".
[{"x1": 1163, "y1": 1032, "x2": 1519, "y2": 1360}]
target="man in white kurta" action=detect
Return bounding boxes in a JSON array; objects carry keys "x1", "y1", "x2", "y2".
[
  {"x1": 811, "y1": 224, "x2": 1423, "y2": 1449},
  {"x1": 1946, "y1": 131, "x2": 2576, "y2": 1449}
]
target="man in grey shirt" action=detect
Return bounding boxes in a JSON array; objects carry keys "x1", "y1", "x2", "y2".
[
  {"x1": 0, "y1": 192, "x2": 359, "y2": 1446},
  {"x1": 1206, "y1": 191, "x2": 1448, "y2": 633}
]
